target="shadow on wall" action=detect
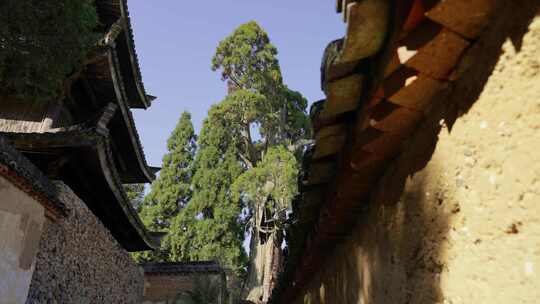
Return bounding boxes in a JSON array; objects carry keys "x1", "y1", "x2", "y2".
[
  {"x1": 301, "y1": 1, "x2": 539, "y2": 303},
  {"x1": 448, "y1": 0, "x2": 540, "y2": 120},
  {"x1": 302, "y1": 163, "x2": 451, "y2": 304},
  {"x1": 370, "y1": 2, "x2": 540, "y2": 304}
]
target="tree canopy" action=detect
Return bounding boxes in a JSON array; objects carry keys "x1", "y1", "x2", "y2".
[
  {"x1": 211, "y1": 21, "x2": 310, "y2": 162},
  {"x1": 211, "y1": 21, "x2": 281, "y2": 91}
]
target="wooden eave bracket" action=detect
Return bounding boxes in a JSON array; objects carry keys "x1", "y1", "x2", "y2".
[{"x1": 100, "y1": 18, "x2": 125, "y2": 47}]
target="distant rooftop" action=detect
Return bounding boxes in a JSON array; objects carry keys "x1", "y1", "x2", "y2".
[{"x1": 141, "y1": 261, "x2": 223, "y2": 276}]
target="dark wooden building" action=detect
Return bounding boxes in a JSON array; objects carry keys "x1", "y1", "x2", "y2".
[
  {"x1": 0, "y1": 0, "x2": 158, "y2": 252},
  {"x1": 0, "y1": 0, "x2": 162, "y2": 302}
]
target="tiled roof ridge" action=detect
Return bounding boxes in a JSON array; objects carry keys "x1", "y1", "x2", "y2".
[
  {"x1": 141, "y1": 261, "x2": 224, "y2": 275},
  {"x1": 270, "y1": 0, "x2": 503, "y2": 302},
  {"x1": 142, "y1": 261, "x2": 220, "y2": 267}
]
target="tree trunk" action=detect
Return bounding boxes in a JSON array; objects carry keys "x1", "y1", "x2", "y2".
[
  {"x1": 261, "y1": 230, "x2": 283, "y2": 302},
  {"x1": 243, "y1": 205, "x2": 283, "y2": 304},
  {"x1": 244, "y1": 228, "x2": 264, "y2": 303}
]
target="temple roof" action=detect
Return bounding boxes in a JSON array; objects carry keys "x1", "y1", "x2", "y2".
[
  {"x1": 270, "y1": 0, "x2": 501, "y2": 302},
  {"x1": 141, "y1": 261, "x2": 224, "y2": 276},
  {"x1": 0, "y1": 0, "x2": 156, "y2": 184},
  {"x1": 96, "y1": 0, "x2": 157, "y2": 182},
  {"x1": 2, "y1": 104, "x2": 159, "y2": 251},
  {"x1": 95, "y1": 0, "x2": 153, "y2": 109},
  {"x1": 0, "y1": 0, "x2": 159, "y2": 252}
]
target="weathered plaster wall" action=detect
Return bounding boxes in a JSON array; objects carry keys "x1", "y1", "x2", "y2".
[
  {"x1": 296, "y1": 12, "x2": 540, "y2": 304},
  {"x1": 0, "y1": 175, "x2": 46, "y2": 304},
  {"x1": 142, "y1": 274, "x2": 222, "y2": 304},
  {"x1": 26, "y1": 181, "x2": 144, "y2": 304},
  {"x1": 143, "y1": 275, "x2": 195, "y2": 303}
]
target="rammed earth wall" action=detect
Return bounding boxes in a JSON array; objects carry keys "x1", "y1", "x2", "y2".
[
  {"x1": 295, "y1": 8, "x2": 540, "y2": 304},
  {"x1": 26, "y1": 181, "x2": 144, "y2": 304}
]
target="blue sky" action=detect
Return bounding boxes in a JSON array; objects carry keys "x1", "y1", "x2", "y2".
[{"x1": 129, "y1": 1, "x2": 344, "y2": 166}]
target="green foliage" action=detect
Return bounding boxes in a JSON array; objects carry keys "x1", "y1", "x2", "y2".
[
  {"x1": 135, "y1": 112, "x2": 196, "y2": 262},
  {"x1": 167, "y1": 109, "x2": 248, "y2": 276},
  {"x1": 210, "y1": 20, "x2": 308, "y2": 216},
  {"x1": 214, "y1": 90, "x2": 266, "y2": 129},
  {"x1": 211, "y1": 21, "x2": 281, "y2": 91},
  {"x1": 124, "y1": 184, "x2": 145, "y2": 211},
  {"x1": 210, "y1": 21, "x2": 310, "y2": 298},
  {"x1": 232, "y1": 146, "x2": 298, "y2": 218},
  {"x1": 139, "y1": 22, "x2": 308, "y2": 294},
  {"x1": 145, "y1": 112, "x2": 197, "y2": 221},
  {"x1": 0, "y1": 0, "x2": 99, "y2": 101},
  {"x1": 212, "y1": 21, "x2": 310, "y2": 148}
]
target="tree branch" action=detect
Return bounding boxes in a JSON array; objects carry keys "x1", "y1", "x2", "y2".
[
  {"x1": 238, "y1": 151, "x2": 254, "y2": 169},
  {"x1": 287, "y1": 138, "x2": 315, "y2": 152}
]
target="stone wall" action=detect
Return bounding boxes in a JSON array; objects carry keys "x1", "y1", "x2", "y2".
[
  {"x1": 0, "y1": 175, "x2": 46, "y2": 304},
  {"x1": 26, "y1": 181, "x2": 144, "y2": 304},
  {"x1": 295, "y1": 11, "x2": 540, "y2": 304}
]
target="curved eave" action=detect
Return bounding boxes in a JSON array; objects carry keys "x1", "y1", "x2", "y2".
[
  {"x1": 94, "y1": 0, "x2": 154, "y2": 109},
  {"x1": 118, "y1": 0, "x2": 151, "y2": 109},
  {"x1": 96, "y1": 135, "x2": 159, "y2": 251},
  {"x1": 108, "y1": 48, "x2": 156, "y2": 183},
  {"x1": 1, "y1": 130, "x2": 159, "y2": 251}
]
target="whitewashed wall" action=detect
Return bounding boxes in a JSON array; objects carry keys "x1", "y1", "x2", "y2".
[{"x1": 0, "y1": 175, "x2": 45, "y2": 304}]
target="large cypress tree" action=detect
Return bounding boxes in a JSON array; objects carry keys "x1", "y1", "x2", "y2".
[
  {"x1": 210, "y1": 21, "x2": 310, "y2": 302},
  {"x1": 135, "y1": 111, "x2": 196, "y2": 262},
  {"x1": 138, "y1": 22, "x2": 309, "y2": 303}
]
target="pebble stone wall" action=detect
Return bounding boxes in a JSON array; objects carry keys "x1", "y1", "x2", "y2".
[{"x1": 25, "y1": 181, "x2": 144, "y2": 304}]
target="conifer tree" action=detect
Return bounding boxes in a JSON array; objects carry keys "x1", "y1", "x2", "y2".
[
  {"x1": 134, "y1": 111, "x2": 196, "y2": 262},
  {"x1": 166, "y1": 106, "x2": 248, "y2": 275},
  {"x1": 211, "y1": 21, "x2": 310, "y2": 302},
  {"x1": 140, "y1": 22, "x2": 309, "y2": 302}
]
